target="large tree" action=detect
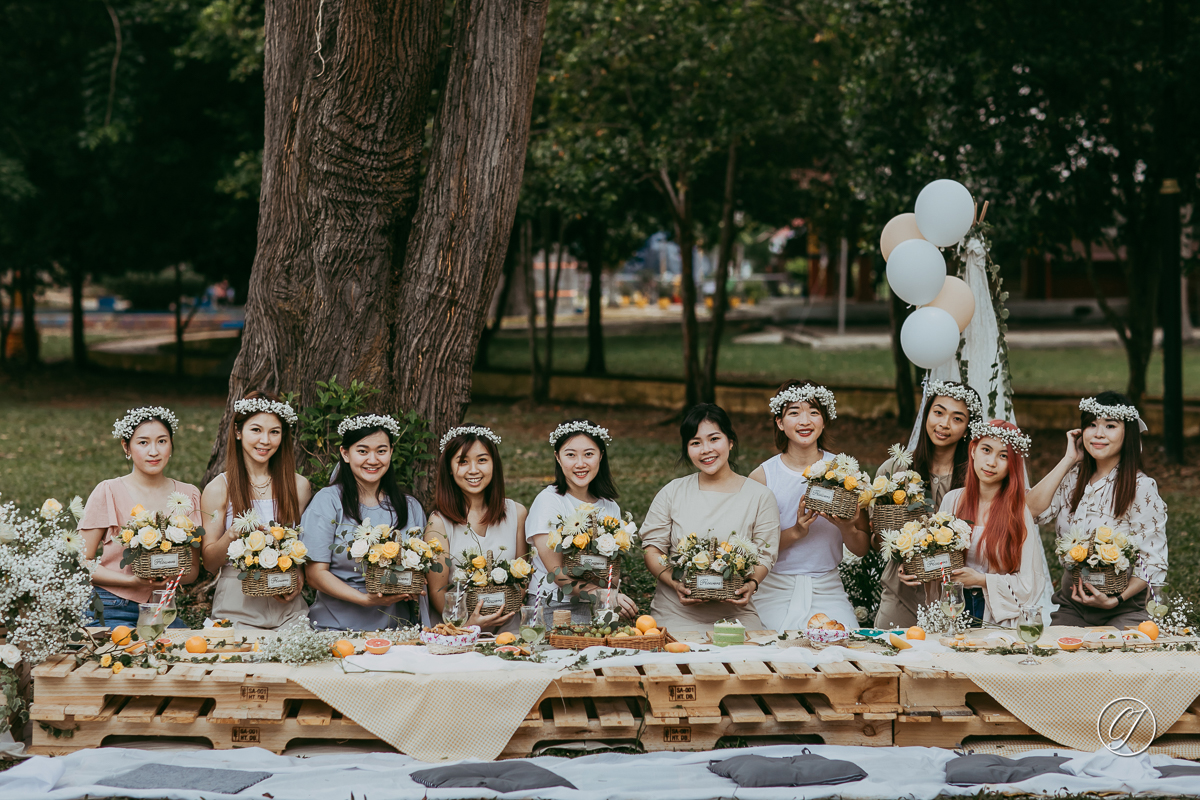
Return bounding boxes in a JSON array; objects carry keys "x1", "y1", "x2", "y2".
[{"x1": 205, "y1": 0, "x2": 548, "y2": 478}]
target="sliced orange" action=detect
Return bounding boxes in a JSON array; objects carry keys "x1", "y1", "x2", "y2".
[
  {"x1": 635, "y1": 615, "x2": 657, "y2": 633},
  {"x1": 494, "y1": 632, "x2": 517, "y2": 646}
]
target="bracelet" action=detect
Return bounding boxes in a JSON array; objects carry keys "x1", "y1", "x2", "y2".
[{"x1": 745, "y1": 578, "x2": 759, "y2": 592}]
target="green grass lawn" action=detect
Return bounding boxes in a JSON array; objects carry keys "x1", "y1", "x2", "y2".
[{"x1": 486, "y1": 331, "x2": 1200, "y2": 397}]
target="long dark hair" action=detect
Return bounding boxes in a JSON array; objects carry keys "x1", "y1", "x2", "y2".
[
  {"x1": 771, "y1": 379, "x2": 832, "y2": 453},
  {"x1": 335, "y1": 422, "x2": 412, "y2": 527},
  {"x1": 225, "y1": 390, "x2": 301, "y2": 525},
  {"x1": 911, "y1": 382, "x2": 978, "y2": 489},
  {"x1": 435, "y1": 428, "x2": 507, "y2": 526},
  {"x1": 1070, "y1": 390, "x2": 1143, "y2": 518},
  {"x1": 679, "y1": 403, "x2": 740, "y2": 473},
  {"x1": 552, "y1": 421, "x2": 619, "y2": 500}
]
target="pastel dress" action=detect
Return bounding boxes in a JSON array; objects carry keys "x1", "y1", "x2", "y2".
[
  {"x1": 939, "y1": 489, "x2": 1049, "y2": 628},
  {"x1": 640, "y1": 474, "x2": 781, "y2": 633},
  {"x1": 1038, "y1": 467, "x2": 1168, "y2": 628},
  {"x1": 435, "y1": 498, "x2": 523, "y2": 636},
  {"x1": 210, "y1": 474, "x2": 308, "y2": 630},
  {"x1": 524, "y1": 485, "x2": 622, "y2": 624},
  {"x1": 80, "y1": 477, "x2": 202, "y2": 627},
  {"x1": 753, "y1": 453, "x2": 858, "y2": 631},
  {"x1": 300, "y1": 485, "x2": 427, "y2": 631}
]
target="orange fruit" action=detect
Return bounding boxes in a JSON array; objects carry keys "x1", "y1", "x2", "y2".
[
  {"x1": 643, "y1": 627, "x2": 661, "y2": 637},
  {"x1": 495, "y1": 632, "x2": 517, "y2": 646},
  {"x1": 1138, "y1": 621, "x2": 1160, "y2": 641},
  {"x1": 889, "y1": 633, "x2": 912, "y2": 650},
  {"x1": 906, "y1": 626, "x2": 926, "y2": 640},
  {"x1": 664, "y1": 642, "x2": 690, "y2": 653},
  {"x1": 331, "y1": 639, "x2": 355, "y2": 658},
  {"x1": 364, "y1": 638, "x2": 391, "y2": 655},
  {"x1": 1057, "y1": 637, "x2": 1083, "y2": 652},
  {"x1": 635, "y1": 615, "x2": 657, "y2": 633},
  {"x1": 184, "y1": 636, "x2": 208, "y2": 654},
  {"x1": 110, "y1": 625, "x2": 132, "y2": 646}
]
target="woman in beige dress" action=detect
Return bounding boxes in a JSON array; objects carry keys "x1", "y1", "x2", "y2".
[{"x1": 641, "y1": 404, "x2": 780, "y2": 632}]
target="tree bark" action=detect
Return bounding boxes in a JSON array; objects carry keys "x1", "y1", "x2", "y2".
[
  {"x1": 69, "y1": 264, "x2": 87, "y2": 370},
  {"x1": 658, "y1": 168, "x2": 700, "y2": 408},
  {"x1": 583, "y1": 218, "x2": 606, "y2": 375},
  {"x1": 206, "y1": 0, "x2": 548, "y2": 482},
  {"x1": 889, "y1": 280, "x2": 915, "y2": 427},
  {"x1": 701, "y1": 138, "x2": 738, "y2": 403}
]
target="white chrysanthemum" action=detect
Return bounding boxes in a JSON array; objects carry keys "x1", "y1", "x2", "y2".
[
  {"x1": 888, "y1": 443, "x2": 913, "y2": 469},
  {"x1": 227, "y1": 539, "x2": 247, "y2": 561},
  {"x1": 166, "y1": 491, "x2": 193, "y2": 515},
  {"x1": 62, "y1": 529, "x2": 84, "y2": 552},
  {"x1": 68, "y1": 496, "x2": 85, "y2": 520},
  {"x1": 232, "y1": 509, "x2": 262, "y2": 534},
  {"x1": 258, "y1": 548, "x2": 279, "y2": 569},
  {"x1": 490, "y1": 567, "x2": 508, "y2": 584},
  {"x1": 833, "y1": 453, "x2": 859, "y2": 474},
  {"x1": 728, "y1": 534, "x2": 759, "y2": 557}
]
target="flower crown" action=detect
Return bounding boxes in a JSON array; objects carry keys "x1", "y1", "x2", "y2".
[
  {"x1": 925, "y1": 379, "x2": 983, "y2": 422},
  {"x1": 969, "y1": 420, "x2": 1031, "y2": 457},
  {"x1": 439, "y1": 425, "x2": 501, "y2": 453},
  {"x1": 1079, "y1": 397, "x2": 1148, "y2": 433},
  {"x1": 233, "y1": 398, "x2": 298, "y2": 426},
  {"x1": 549, "y1": 421, "x2": 612, "y2": 446},
  {"x1": 768, "y1": 384, "x2": 837, "y2": 419},
  {"x1": 112, "y1": 407, "x2": 180, "y2": 440},
  {"x1": 337, "y1": 414, "x2": 401, "y2": 439}
]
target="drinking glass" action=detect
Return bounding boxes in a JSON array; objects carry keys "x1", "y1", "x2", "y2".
[
  {"x1": 519, "y1": 605, "x2": 546, "y2": 649},
  {"x1": 136, "y1": 603, "x2": 167, "y2": 646},
  {"x1": 150, "y1": 590, "x2": 178, "y2": 628},
  {"x1": 1017, "y1": 605, "x2": 1043, "y2": 666},
  {"x1": 443, "y1": 584, "x2": 468, "y2": 628},
  {"x1": 940, "y1": 582, "x2": 965, "y2": 634},
  {"x1": 1147, "y1": 583, "x2": 1169, "y2": 620}
]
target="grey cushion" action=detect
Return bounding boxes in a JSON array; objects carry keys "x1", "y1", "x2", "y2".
[
  {"x1": 98, "y1": 765, "x2": 273, "y2": 793},
  {"x1": 945, "y1": 754, "x2": 1072, "y2": 785},
  {"x1": 411, "y1": 761, "x2": 577, "y2": 792},
  {"x1": 1157, "y1": 764, "x2": 1200, "y2": 778},
  {"x1": 708, "y1": 753, "x2": 867, "y2": 787}
]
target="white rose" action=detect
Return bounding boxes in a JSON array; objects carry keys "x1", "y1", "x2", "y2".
[
  {"x1": 402, "y1": 549, "x2": 421, "y2": 569},
  {"x1": 350, "y1": 539, "x2": 370, "y2": 560},
  {"x1": 40, "y1": 498, "x2": 63, "y2": 519},
  {"x1": 258, "y1": 548, "x2": 279, "y2": 569},
  {"x1": 595, "y1": 533, "x2": 618, "y2": 557},
  {"x1": 490, "y1": 567, "x2": 508, "y2": 584},
  {"x1": 623, "y1": 520, "x2": 638, "y2": 536},
  {"x1": 227, "y1": 539, "x2": 246, "y2": 561},
  {"x1": 0, "y1": 643, "x2": 20, "y2": 668},
  {"x1": 165, "y1": 526, "x2": 188, "y2": 544},
  {"x1": 0, "y1": 522, "x2": 16, "y2": 544}
]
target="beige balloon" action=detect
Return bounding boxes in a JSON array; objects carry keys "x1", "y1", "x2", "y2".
[
  {"x1": 880, "y1": 213, "x2": 926, "y2": 260},
  {"x1": 926, "y1": 276, "x2": 975, "y2": 332}
]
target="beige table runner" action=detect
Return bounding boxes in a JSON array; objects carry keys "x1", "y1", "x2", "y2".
[{"x1": 935, "y1": 650, "x2": 1200, "y2": 752}]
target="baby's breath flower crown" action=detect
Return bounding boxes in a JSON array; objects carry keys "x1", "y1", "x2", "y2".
[
  {"x1": 337, "y1": 414, "x2": 401, "y2": 439},
  {"x1": 768, "y1": 384, "x2": 837, "y2": 419},
  {"x1": 112, "y1": 406, "x2": 180, "y2": 440},
  {"x1": 439, "y1": 425, "x2": 501, "y2": 453},
  {"x1": 925, "y1": 379, "x2": 984, "y2": 422},
  {"x1": 1079, "y1": 397, "x2": 1148, "y2": 433},
  {"x1": 969, "y1": 420, "x2": 1031, "y2": 457},
  {"x1": 549, "y1": 421, "x2": 612, "y2": 447},
  {"x1": 234, "y1": 398, "x2": 298, "y2": 426}
]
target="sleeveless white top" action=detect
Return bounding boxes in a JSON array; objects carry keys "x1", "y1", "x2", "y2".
[
  {"x1": 443, "y1": 499, "x2": 522, "y2": 568},
  {"x1": 761, "y1": 452, "x2": 843, "y2": 575}
]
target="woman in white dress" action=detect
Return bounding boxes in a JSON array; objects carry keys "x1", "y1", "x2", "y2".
[{"x1": 749, "y1": 381, "x2": 868, "y2": 631}]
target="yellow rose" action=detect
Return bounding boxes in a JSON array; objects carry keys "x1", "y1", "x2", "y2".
[
  {"x1": 872, "y1": 476, "x2": 889, "y2": 492},
  {"x1": 1113, "y1": 531, "x2": 1129, "y2": 548},
  {"x1": 509, "y1": 557, "x2": 531, "y2": 579},
  {"x1": 1097, "y1": 543, "x2": 1121, "y2": 563},
  {"x1": 734, "y1": 556, "x2": 746, "y2": 570},
  {"x1": 858, "y1": 489, "x2": 874, "y2": 508},
  {"x1": 112, "y1": 662, "x2": 124, "y2": 674},
  {"x1": 892, "y1": 489, "x2": 907, "y2": 505},
  {"x1": 921, "y1": 533, "x2": 934, "y2": 546},
  {"x1": 902, "y1": 520, "x2": 922, "y2": 535},
  {"x1": 277, "y1": 555, "x2": 293, "y2": 571},
  {"x1": 895, "y1": 532, "x2": 914, "y2": 551},
  {"x1": 171, "y1": 515, "x2": 193, "y2": 531},
  {"x1": 824, "y1": 470, "x2": 836, "y2": 481},
  {"x1": 692, "y1": 551, "x2": 711, "y2": 569},
  {"x1": 1069, "y1": 544, "x2": 1088, "y2": 562},
  {"x1": 547, "y1": 529, "x2": 562, "y2": 548},
  {"x1": 246, "y1": 555, "x2": 256, "y2": 565},
  {"x1": 429, "y1": 539, "x2": 444, "y2": 553},
  {"x1": 843, "y1": 475, "x2": 858, "y2": 491},
  {"x1": 613, "y1": 530, "x2": 631, "y2": 550},
  {"x1": 160, "y1": 541, "x2": 171, "y2": 552},
  {"x1": 381, "y1": 541, "x2": 401, "y2": 560},
  {"x1": 100, "y1": 654, "x2": 112, "y2": 667},
  {"x1": 471, "y1": 569, "x2": 488, "y2": 586},
  {"x1": 270, "y1": 526, "x2": 286, "y2": 541},
  {"x1": 289, "y1": 541, "x2": 308, "y2": 559},
  {"x1": 572, "y1": 533, "x2": 589, "y2": 549},
  {"x1": 934, "y1": 526, "x2": 954, "y2": 546},
  {"x1": 138, "y1": 526, "x2": 160, "y2": 548},
  {"x1": 802, "y1": 466, "x2": 812, "y2": 478},
  {"x1": 368, "y1": 551, "x2": 380, "y2": 564},
  {"x1": 247, "y1": 530, "x2": 267, "y2": 552},
  {"x1": 719, "y1": 541, "x2": 733, "y2": 553},
  {"x1": 121, "y1": 529, "x2": 134, "y2": 544},
  {"x1": 1095, "y1": 526, "x2": 1114, "y2": 543},
  {"x1": 471, "y1": 555, "x2": 487, "y2": 569},
  {"x1": 129, "y1": 504, "x2": 146, "y2": 517}
]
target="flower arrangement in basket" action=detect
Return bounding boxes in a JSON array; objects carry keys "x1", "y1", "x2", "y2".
[
  {"x1": 118, "y1": 493, "x2": 204, "y2": 579},
  {"x1": 548, "y1": 504, "x2": 638, "y2": 584},
  {"x1": 802, "y1": 454, "x2": 870, "y2": 519},
  {"x1": 878, "y1": 513, "x2": 971, "y2": 582},
  {"x1": 1055, "y1": 524, "x2": 1139, "y2": 596},
  {"x1": 668, "y1": 532, "x2": 760, "y2": 601},
  {"x1": 863, "y1": 445, "x2": 935, "y2": 534},
  {"x1": 225, "y1": 509, "x2": 308, "y2": 597},
  {"x1": 459, "y1": 545, "x2": 531, "y2": 615},
  {"x1": 341, "y1": 520, "x2": 444, "y2": 595}
]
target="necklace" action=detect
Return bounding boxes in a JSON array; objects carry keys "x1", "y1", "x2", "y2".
[{"x1": 250, "y1": 476, "x2": 272, "y2": 495}]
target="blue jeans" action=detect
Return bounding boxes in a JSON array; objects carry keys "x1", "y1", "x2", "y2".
[
  {"x1": 965, "y1": 587, "x2": 986, "y2": 627},
  {"x1": 89, "y1": 587, "x2": 186, "y2": 628}
]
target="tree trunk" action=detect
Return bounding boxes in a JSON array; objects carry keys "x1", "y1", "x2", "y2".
[
  {"x1": 659, "y1": 168, "x2": 700, "y2": 408},
  {"x1": 69, "y1": 264, "x2": 87, "y2": 370},
  {"x1": 583, "y1": 218, "x2": 606, "y2": 375},
  {"x1": 476, "y1": 227, "x2": 518, "y2": 370},
  {"x1": 522, "y1": 218, "x2": 542, "y2": 399},
  {"x1": 889, "y1": 281, "x2": 915, "y2": 426},
  {"x1": 206, "y1": 0, "x2": 548, "y2": 482},
  {"x1": 19, "y1": 266, "x2": 38, "y2": 366},
  {"x1": 701, "y1": 138, "x2": 738, "y2": 403}
]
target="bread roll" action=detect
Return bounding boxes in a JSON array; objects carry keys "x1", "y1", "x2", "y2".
[
  {"x1": 824, "y1": 621, "x2": 846, "y2": 632},
  {"x1": 807, "y1": 613, "x2": 831, "y2": 629}
]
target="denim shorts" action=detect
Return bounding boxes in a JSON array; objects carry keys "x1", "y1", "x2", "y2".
[{"x1": 89, "y1": 587, "x2": 186, "y2": 628}]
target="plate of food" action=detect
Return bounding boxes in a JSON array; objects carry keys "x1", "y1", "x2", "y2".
[{"x1": 806, "y1": 614, "x2": 849, "y2": 646}]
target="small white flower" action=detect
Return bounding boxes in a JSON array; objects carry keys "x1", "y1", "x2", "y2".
[
  {"x1": 595, "y1": 533, "x2": 618, "y2": 557},
  {"x1": 227, "y1": 539, "x2": 247, "y2": 561},
  {"x1": 40, "y1": 498, "x2": 63, "y2": 520},
  {"x1": 68, "y1": 496, "x2": 85, "y2": 520},
  {"x1": 62, "y1": 530, "x2": 84, "y2": 552},
  {"x1": 490, "y1": 567, "x2": 508, "y2": 584},
  {"x1": 401, "y1": 549, "x2": 421, "y2": 569},
  {"x1": 0, "y1": 643, "x2": 21, "y2": 668},
  {"x1": 258, "y1": 548, "x2": 279, "y2": 569},
  {"x1": 350, "y1": 539, "x2": 370, "y2": 560},
  {"x1": 165, "y1": 526, "x2": 189, "y2": 544}
]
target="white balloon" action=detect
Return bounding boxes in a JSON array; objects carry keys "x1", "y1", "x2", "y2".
[
  {"x1": 886, "y1": 239, "x2": 947, "y2": 306},
  {"x1": 901, "y1": 306, "x2": 961, "y2": 369},
  {"x1": 914, "y1": 179, "x2": 975, "y2": 247}
]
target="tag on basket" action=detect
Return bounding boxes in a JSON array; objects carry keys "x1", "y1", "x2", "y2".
[
  {"x1": 149, "y1": 552, "x2": 180, "y2": 570},
  {"x1": 479, "y1": 591, "x2": 506, "y2": 608},
  {"x1": 579, "y1": 555, "x2": 608, "y2": 570},
  {"x1": 266, "y1": 572, "x2": 292, "y2": 590},
  {"x1": 383, "y1": 570, "x2": 414, "y2": 587},
  {"x1": 808, "y1": 486, "x2": 835, "y2": 504},
  {"x1": 1080, "y1": 569, "x2": 1107, "y2": 587},
  {"x1": 922, "y1": 552, "x2": 952, "y2": 572},
  {"x1": 695, "y1": 574, "x2": 724, "y2": 590}
]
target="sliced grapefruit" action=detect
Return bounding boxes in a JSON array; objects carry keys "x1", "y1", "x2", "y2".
[
  {"x1": 364, "y1": 638, "x2": 391, "y2": 655},
  {"x1": 1057, "y1": 637, "x2": 1083, "y2": 651}
]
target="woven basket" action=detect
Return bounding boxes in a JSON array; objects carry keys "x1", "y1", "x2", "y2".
[
  {"x1": 131, "y1": 545, "x2": 193, "y2": 579},
  {"x1": 804, "y1": 483, "x2": 860, "y2": 519},
  {"x1": 562, "y1": 551, "x2": 622, "y2": 586},
  {"x1": 681, "y1": 540, "x2": 746, "y2": 601},
  {"x1": 365, "y1": 564, "x2": 427, "y2": 596},
  {"x1": 606, "y1": 630, "x2": 673, "y2": 652},
  {"x1": 241, "y1": 567, "x2": 298, "y2": 597},
  {"x1": 870, "y1": 503, "x2": 923, "y2": 536},
  {"x1": 465, "y1": 551, "x2": 527, "y2": 615},
  {"x1": 903, "y1": 548, "x2": 966, "y2": 582},
  {"x1": 548, "y1": 632, "x2": 605, "y2": 650},
  {"x1": 1072, "y1": 564, "x2": 1132, "y2": 597}
]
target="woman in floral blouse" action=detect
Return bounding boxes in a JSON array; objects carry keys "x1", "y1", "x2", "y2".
[{"x1": 1027, "y1": 391, "x2": 1168, "y2": 627}]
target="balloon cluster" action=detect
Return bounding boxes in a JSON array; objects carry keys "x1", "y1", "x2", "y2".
[{"x1": 880, "y1": 179, "x2": 977, "y2": 369}]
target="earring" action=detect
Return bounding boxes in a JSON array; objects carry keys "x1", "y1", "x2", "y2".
[{"x1": 125, "y1": 454, "x2": 131, "y2": 460}]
